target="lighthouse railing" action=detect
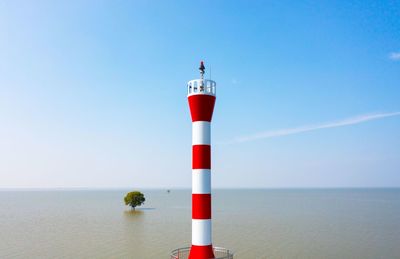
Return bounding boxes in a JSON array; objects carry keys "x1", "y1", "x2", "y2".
[{"x1": 187, "y1": 79, "x2": 216, "y2": 96}]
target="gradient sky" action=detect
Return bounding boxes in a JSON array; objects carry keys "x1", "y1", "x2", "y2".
[{"x1": 1, "y1": 0, "x2": 399, "y2": 188}]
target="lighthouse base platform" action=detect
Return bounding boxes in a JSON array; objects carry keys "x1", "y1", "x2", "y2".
[{"x1": 170, "y1": 246, "x2": 233, "y2": 259}]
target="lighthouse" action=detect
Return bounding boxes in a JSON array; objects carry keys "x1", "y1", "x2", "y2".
[
  {"x1": 188, "y1": 61, "x2": 216, "y2": 259},
  {"x1": 170, "y1": 62, "x2": 232, "y2": 259}
]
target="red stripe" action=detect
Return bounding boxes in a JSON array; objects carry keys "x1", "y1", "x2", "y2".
[
  {"x1": 188, "y1": 95, "x2": 216, "y2": 122},
  {"x1": 192, "y1": 145, "x2": 211, "y2": 169},
  {"x1": 192, "y1": 194, "x2": 211, "y2": 219},
  {"x1": 189, "y1": 244, "x2": 215, "y2": 259}
]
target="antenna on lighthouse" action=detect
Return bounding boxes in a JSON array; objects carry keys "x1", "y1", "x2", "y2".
[{"x1": 199, "y1": 60, "x2": 205, "y2": 80}]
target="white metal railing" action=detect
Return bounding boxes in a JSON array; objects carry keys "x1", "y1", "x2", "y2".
[
  {"x1": 170, "y1": 246, "x2": 233, "y2": 259},
  {"x1": 187, "y1": 79, "x2": 216, "y2": 96}
]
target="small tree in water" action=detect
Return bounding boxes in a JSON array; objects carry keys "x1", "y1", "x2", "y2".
[{"x1": 124, "y1": 191, "x2": 145, "y2": 210}]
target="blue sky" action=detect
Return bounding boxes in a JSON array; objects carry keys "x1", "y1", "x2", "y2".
[{"x1": 1, "y1": 0, "x2": 399, "y2": 188}]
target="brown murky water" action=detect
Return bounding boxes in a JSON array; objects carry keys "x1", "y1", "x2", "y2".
[{"x1": 0, "y1": 189, "x2": 399, "y2": 258}]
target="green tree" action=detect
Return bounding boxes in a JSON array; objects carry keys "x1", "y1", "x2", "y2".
[{"x1": 124, "y1": 191, "x2": 145, "y2": 210}]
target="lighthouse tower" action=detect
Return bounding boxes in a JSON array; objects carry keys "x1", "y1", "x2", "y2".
[
  {"x1": 187, "y1": 61, "x2": 216, "y2": 259},
  {"x1": 170, "y1": 62, "x2": 232, "y2": 259}
]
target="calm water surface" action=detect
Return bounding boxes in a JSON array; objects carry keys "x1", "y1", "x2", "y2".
[{"x1": 0, "y1": 189, "x2": 399, "y2": 258}]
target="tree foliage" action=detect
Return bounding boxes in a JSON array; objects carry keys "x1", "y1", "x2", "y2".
[{"x1": 124, "y1": 191, "x2": 145, "y2": 209}]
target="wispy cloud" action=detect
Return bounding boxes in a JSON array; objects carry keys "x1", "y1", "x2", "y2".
[
  {"x1": 231, "y1": 112, "x2": 400, "y2": 143},
  {"x1": 389, "y1": 52, "x2": 400, "y2": 61}
]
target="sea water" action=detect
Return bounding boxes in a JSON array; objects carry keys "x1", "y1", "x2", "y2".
[{"x1": 0, "y1": 189, "x2": 399, "y2": 258}]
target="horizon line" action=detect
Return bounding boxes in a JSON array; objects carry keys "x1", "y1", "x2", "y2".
[{"x1": 1, "y1": 186, "x2": 400, "y2": 191}]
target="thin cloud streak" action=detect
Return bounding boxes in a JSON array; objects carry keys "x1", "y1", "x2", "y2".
[{"x1": 233, "y1": 112, "x2": 400, "y2": 143}]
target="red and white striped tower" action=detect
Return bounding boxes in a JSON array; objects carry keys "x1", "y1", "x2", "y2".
[{"x1": 187, "y1": 61, "x2": 217, "y2": 259}]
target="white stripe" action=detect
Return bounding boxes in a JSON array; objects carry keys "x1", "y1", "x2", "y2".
[
  {"x1": 192, "y1": 121, "x2": 211, "y2": 145},
  {"x1": 192, "y1": 219, "x2": 212, "y2": 245},
  {"x1": 192, "y1": 169, "x2": 211, "y2": 194}
]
